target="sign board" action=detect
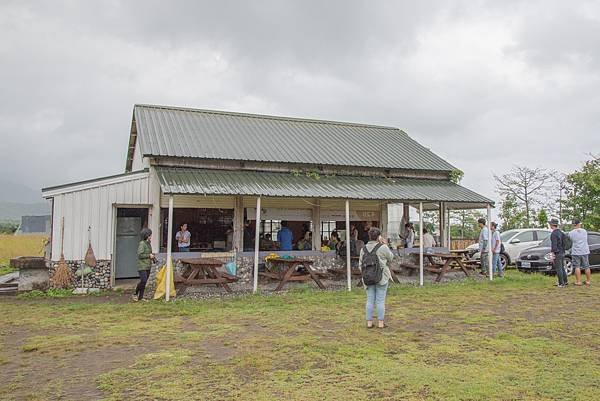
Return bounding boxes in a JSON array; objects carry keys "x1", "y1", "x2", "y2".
[{"x1": 320, "y1": 210, "x2": 379, "y2": 222}]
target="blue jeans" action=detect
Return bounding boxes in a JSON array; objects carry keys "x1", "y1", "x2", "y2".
[
  {"x1": 492, "y1": 253, "x2": 503, "y2": 276},
  {"x1": 366, "y1": 282, "x2": 389, "y2": 321}
]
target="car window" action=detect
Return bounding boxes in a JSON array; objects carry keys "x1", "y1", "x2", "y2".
[
  {"x1": 540, "y1": 236, "x2": 551, "y2": 247},
  {"x1": 500, "y1": 230, "x2": 518, "y2": 242},
  {"x1": 536, "y1": 231, "x2": 550, "y2": 241},
  {"x1": 588, "y1": 234, "x2": 600, "y2": 245},
  {"x1": 515, "y1": 231, "x2": 535, "y2": 242}
]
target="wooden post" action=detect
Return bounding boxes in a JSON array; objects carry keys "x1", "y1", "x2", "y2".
[
  {"x1": 233, "y1": 196, "x2": 244, "y2": 252},
  {"x1": 487, "y1": 204, "x2": 493, "y2": 281},
  {"x1": 380, "y1": 202, "x2": 388, "y2": 239},
  {"x1": 447, "y1": 207, "x2": 452, "y2": 250},
  {"x1": 439, "y1": 202, "x2": 445, "y2": 248},
  {"x1": 253, "y1": 197, "x2": 261, "y2": 293},
  {"x1": 345, "y1": 200, "x2": 351, "y2": 291},
  {"x1": 419, "y1": 202, "x2": 424, "y2": 287},
  {"x1": 165, "y1": 195, "x2": 174, "y2": 301},
  {"x1": 312, "y1": 199, "x2": 321, "y2": 251}
]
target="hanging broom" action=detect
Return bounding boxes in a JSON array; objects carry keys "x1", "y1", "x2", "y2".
[{"x1": 52, "y1": 217, "x2": 74, "y2": 289}]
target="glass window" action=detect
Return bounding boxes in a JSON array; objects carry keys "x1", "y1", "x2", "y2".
[
  {"x1": 261, "y1": 220, "x2": 281, "y2": 241},
  {"x1": 515, "y1": 231, "x2": 535, "y2": 242},
  {"x1": 588, "y1": 234, "x2": 600, "y2": 245},
  {"x1": 321, "y1": 221, "x2": 337, "y2": 243},
  {"x1": 536, "y1": 231, "x2": 550, "y2": 241},
  {"x1": 500, "y1": 230, "x2": 518, "y2": 242}
]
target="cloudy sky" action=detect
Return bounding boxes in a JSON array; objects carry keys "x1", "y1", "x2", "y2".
[{"x1": 1, "y1": 0, "x2": 599, "y2": 205}]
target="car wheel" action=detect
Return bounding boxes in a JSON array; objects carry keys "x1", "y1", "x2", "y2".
[
  {"x1": 500, "y1": 254, "x2": 509, "y2": 269},
  {"x1": 564, "y1": 258, "x2": 573, "y2": 276}
]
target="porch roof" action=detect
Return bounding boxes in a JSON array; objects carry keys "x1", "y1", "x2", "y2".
[{"x1": 156, "y1": 167, "x2": 493, "y2": 207}]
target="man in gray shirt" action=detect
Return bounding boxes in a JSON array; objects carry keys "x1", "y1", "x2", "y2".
[{"x1": 569, "y1": 219, "x2": 591, "y2": 286}]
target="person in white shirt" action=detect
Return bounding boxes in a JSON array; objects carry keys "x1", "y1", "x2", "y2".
[
  {"x1": 175, "y1": 223, "x2": 191, "y2": 252},
  {"x1": 478, "y1": 218, "x2": 489, "y2": 275},
  {"x1": 491, "y1": 222, "x2": 503, "y2": 277},
  {"x1": 569, "y1": 219, "x2": 591, "y2": 286},
  {"x1": 422, "y1": 228, "x2": 436, "y2": 249}
]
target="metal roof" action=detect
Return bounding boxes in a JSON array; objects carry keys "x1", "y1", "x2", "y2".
[
  {"x1": 133, "y1": 104, "x2": 456, "y2": 172},
  {"x1": 156, "y1": 167, "x2": 493, "y2": 205}
]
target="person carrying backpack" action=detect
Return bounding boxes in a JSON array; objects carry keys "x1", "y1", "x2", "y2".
[
  {"x1": 359, "y1": 227, "x2": 394, "y2": 329},
  {"x1": 549, "y1": 218, "x2": 568, "y2": 288}
]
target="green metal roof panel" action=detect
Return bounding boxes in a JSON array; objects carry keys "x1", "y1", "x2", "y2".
[
  {"x1": 155, "y1": 167, "x2": 493, "y2": 204},
  {"x1": 135, "y1": 104, "x2": 456, "y2": 172}
]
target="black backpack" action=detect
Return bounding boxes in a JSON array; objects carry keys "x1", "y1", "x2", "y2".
[
  {"x1": 562, "y1": 231, "x2": 572, "y2": 251},
  {"x1": 361, "y1": 243, "x2": 383, "y2": 286}
]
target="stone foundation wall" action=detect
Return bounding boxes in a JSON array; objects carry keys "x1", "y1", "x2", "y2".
[{"x1": 49, "y1": 260, "x2": 112, "y2": 289}]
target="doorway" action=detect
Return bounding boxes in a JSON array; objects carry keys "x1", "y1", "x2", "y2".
[{"x1": 114, "y1": 207, "x2": 149, "y2": 279}]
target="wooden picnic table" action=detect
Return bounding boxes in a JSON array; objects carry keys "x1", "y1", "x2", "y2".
[
  {"x1": 261, "y1": 258, "x2": 325, "y2": 291},
  {"x1": 179, "y1": 258, "x2": 236, "y2": 293},
  {"x1": 400, "y1": 253, "x2": 471, "y2": 283}
]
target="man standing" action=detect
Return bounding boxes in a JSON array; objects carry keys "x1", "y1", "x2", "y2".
[
  {"x1": 422, "y1": 228, "x2": 436, "y2": 249},
  {"x1": 549, "y1": 218, "x2": 568, "y2": 288},
  {"x1": 569, "y1": 219, "x2": 591, "y2": 286},
  {"x1": 277, "y1": 221, "x2": 293, "y2": 251},
  {"x1": 477, "y1": 218, "x2": 489, "y2": 275},
  {"x1": 491, "y1": 222, "x2": 503, "y2": 277},
  {"x1": 175, "y1": 223, "x2": 191, "y2": 252}
]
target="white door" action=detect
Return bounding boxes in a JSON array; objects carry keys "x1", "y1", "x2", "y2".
[{"x1": 506, "y1": 231, "x2": 538, "y2": 261}]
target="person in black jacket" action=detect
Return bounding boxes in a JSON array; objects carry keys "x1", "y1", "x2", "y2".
[{"x1": 549, "y1": 218, "x2": 568, "y2": 288}]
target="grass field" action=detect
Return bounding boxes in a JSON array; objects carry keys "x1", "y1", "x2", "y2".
[
  {"x1": 0, "y1": 234, "x2": 46, "y2": 275},
  {"x1": 0, "y1": 272, "x2": 598, "y2": 401}
]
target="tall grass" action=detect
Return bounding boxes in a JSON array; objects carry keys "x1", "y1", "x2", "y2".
[{"x1": 0, "y1": 234, "x2": 46, "y2": 275}]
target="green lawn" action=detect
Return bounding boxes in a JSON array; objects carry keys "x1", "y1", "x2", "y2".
[{"x1": 1, "y1": 272, "x2": 598, "y2": 400}]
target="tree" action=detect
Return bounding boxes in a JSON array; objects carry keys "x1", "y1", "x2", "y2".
[
  {"x1": 563, "y1": 157, "x2": 600, "y2": 231},
  {"x1": 498, "y1": 194, "x2": 527, "y2": 230},
  {"x1": 536, "y1": 209, "x2": 548, "y2": 228},
  {"x1": 494, "y1": 166, "x2": 552, "y2": 228},
  {"x1": 449, "y1": 209, "x2": 485, "y2": 239}
]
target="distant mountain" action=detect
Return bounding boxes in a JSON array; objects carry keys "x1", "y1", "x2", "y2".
[
  {"x1": 0, "y1": 179, "x2": 43, "y2": 204},
  {"x1": 0, "y1": 201, "x2": 50, "y2": 222}
]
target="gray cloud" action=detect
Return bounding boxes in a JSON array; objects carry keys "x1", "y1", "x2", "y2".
[{"x1": 1, "y1": 0, "x2": 598, "y2": 209}]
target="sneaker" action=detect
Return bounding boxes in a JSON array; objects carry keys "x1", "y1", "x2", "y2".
[
  {"x1": 557, "y1": 284, "x2": 565, "y2": 288},
  {"x1": 131, "y1": 294, "x2": 139, "y2": 302}
]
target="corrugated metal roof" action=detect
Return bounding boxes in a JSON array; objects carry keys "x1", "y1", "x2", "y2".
[
  {"x1": 134, "y1": 104, "x2": 456, "y2": 172},
  {"x1": 156, "y1": 167, "x2": 493, "y2": 205}
]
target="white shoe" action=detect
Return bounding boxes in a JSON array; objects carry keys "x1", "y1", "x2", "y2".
[{"x1": 131, "y1": 294, "x2": 139, "y2": 302}]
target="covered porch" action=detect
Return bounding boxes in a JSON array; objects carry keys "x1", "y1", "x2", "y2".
[{"x1": 151, "y1": 167, "x2": 494, "y2": 298}]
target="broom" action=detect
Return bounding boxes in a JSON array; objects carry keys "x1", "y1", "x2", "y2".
[{"x1": 52, "y1": 217, "x2": 74, "y2": 289}]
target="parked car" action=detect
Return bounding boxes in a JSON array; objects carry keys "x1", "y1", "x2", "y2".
[
  {"x1": 516, "y1": 231, "x2": 600, "y2": 275},
  {"x1": 465, "y1": 228, "x2": 552, "y2": 269}
]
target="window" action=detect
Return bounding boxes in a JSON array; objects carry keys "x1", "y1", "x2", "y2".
[
  {"x1": 321, "y1": 221, "x2": 337, "y2": 242},
  {"x1": 515, "y1": 231, "x2": 535, "y2": 242},
  {"x1": 261, "y1": 220, "x2": 281, "y2": 241},
  {"x1": 536, "y1": 231, "x2": 550, "y2": 241},
  {"x1": 588, "y1": 234, "x2": 600, "y2": 245}
]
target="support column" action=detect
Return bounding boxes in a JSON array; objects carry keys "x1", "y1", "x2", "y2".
[
  {"x1": 233, "y1": 196, "x2": 244, "y2": 252},
  {"x1": 380, "y1": 202, "x2": 388, "y2": 239},
  {"x1": 312, "y1": 199, "x2": 321, "y2": 251},
  {"x1": 345, "y1": 200, "x2": 352, "y2": 291},
  {"x1": 419, "y1": 202, "x2": 424, "y2": 287},
  {"x1": 165, "y1": 195, "x2": 174, "y2": 301},
  {"x1": 487, "y1": 204, "x2": 493, "y2": 281},
  {"x1": 439, "y1": 202, "x2": 445, "y2": 248},
  {"x1": 253, "y1": 197, "x2": 261, "y2": 293},
  {"x1": 447, "y1": 208, "x2": 452, "y2": 250},
  {"x1": 402, "y1": 203, "x2": 410, "y2": 226},
  {"x1": 149, "y1": 169, "x2": 161, "y2": 252}
]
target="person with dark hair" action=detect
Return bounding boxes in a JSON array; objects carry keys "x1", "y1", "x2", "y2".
[
  {"x1": 549, "y1": 218, "x2": 568, "y2": 287},
  {"x1": 134, "y1": 228, "x2": 155, "y2": 301},
  {"x1": 401, "y1": 223, "x2": 415, "y2": 248},
  {"x1": 243, "y1": 220, "x2": 255, "y2": 251},
  {"x1": 278, "y1": 220, "x2": 293, "y2": 251},
  {"x1": 422, "y1": 228, "x2": 436, "y2": 249},
  {"x1": 359, "y1": 227, "x2": 394, "y2": 329},
  {"x1": 491, "y1": 222, "x2": 503, "y2": 277},
  {"x1": 477, "y1": 218, "x2": 489, "y2": 275},
  {"x1": 328, "y1": 231, "x2": 340, "y2": 251},
  {"x1": 175, "y1": 223, "x2": 191, "y2": 252},
  {"x1": 296, "y1": 231, "x2": 312, "y2": 250}
]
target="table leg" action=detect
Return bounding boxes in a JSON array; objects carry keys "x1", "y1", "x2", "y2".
[
  {"x1": 208, "y1": 266, "x2": 232, "y2": 293},
  {"x1": 185, "y1": 267, "x2": 200, "y2": 283},
  {"x1": 456, "y1": 259, "x2": 470, "y2": 277},
  {"x1": 435, "y1": 259, "x2": 452, "y2": 283},
  {"x1": 275, "y1": 262, "x2": 297, "y2": 291},
  {"x1": 305, "y1": 264, "x2": 326, "y2": 289}
]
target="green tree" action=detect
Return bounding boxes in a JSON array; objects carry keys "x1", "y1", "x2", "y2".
[
  {"x1": 498, "y1": 194, "x2": 528, "y2": 230},
  {"x1": 563, "y1": 157, "x2": 600, "y2": 231},
  {"x1": 536, "y1": 209, "x2": 548, "y2": 228},
  {"x1": 449, "y1": 210, "x2": 485, "y2": 239}
]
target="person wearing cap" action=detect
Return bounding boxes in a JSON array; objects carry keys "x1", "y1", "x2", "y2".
[
  {"x1": 569, "y1": 219, "x2": 591, "y2": 286},
  {"x1": 549, "y1": 218, "x2": 568, "y2": 288},
  {"x1": 134, "y1": 228, "x2": 155, "y2": 301},
  {"x1": 477, "y1": 218, "x2": 489, "y2": 275}
]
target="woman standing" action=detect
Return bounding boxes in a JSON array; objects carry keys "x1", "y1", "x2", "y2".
[
  {"x1": 134, "y1": 228, "x2": 155, "y2": 301},
  {"x1": 359, "y1": 227, "x2": 394, "y2": 329}
]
